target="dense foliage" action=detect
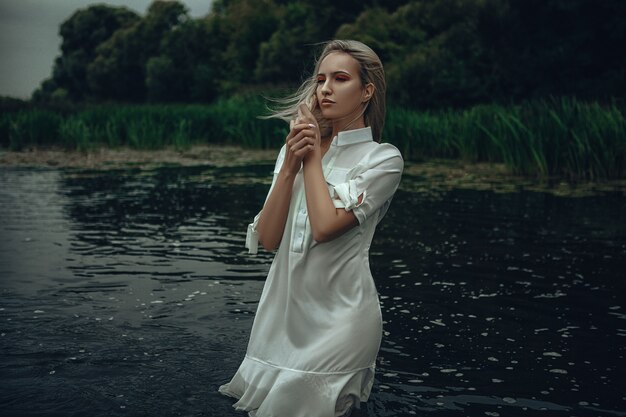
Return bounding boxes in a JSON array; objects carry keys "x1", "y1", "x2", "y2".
[
  {"x1": 2, "y1": 98, "x2": 624, "y2": 181},
  {"x1": 33, "y1": 0, "x2": 626, "y2": 109}
]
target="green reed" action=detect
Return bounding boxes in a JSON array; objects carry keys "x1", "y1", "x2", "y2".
[
  {"x1": 1, "y1": 96, "x2": 624, "y2": 180},
  {"x1": 0, "y1": 95, "x2": 286, "y2": 152},
  {"x1": 385, "y1": 97, "x2": 626, "y2": 180},
  {"x1": 3, "y1": 109, "x2": 63, "y2": 149}
]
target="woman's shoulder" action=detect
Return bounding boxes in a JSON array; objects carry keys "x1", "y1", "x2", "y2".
[
  {"x1": 357, "y1": 138, "x2": 400, "y2": 154},
  {"x1": 337, "y1": 140, "x2": 403, "y2": 178},
  {"x1": 360, "y1": 140, "x2": 403, "y2": 165},
  {"x1": 376, "y1": 141, "x2": 402, "y2": 159}
]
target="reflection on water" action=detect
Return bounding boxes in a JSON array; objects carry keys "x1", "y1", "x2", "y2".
[{"x1": 0, "y1": 164, "x2": 625, "y2": 417}]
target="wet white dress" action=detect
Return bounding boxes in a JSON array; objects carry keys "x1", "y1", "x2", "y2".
[{"x1": 219, "y1": 127, "x2": 403, "y2": 417}]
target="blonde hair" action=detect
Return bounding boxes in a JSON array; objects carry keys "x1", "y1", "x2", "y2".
[{"x1": 265, "y1": 40, "x2": 386, "y2": 142}]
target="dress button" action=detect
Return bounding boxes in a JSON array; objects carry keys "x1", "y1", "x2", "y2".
[
  {"x1": 298, "y1": 232, "x2": 303, "y2": 238},
  {"x1": 301, "y1": 209, "x2": 306, "y2": 214}
]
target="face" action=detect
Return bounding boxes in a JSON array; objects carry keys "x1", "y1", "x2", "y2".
[{"x1": 315, "y1": 52, "x2": 372, "y2": 123}]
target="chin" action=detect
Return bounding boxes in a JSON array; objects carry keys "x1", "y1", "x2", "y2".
[
  {"x1": 319, "y1": 109, "x2": 341, "y2": 120},
  {"x1": 319, "y1": 109, "x2": 332, "y2": 119}
]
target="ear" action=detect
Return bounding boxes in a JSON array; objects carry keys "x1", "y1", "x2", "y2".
[{"x1": 362, "y1": 83, "x2": 375, "y2": 102}]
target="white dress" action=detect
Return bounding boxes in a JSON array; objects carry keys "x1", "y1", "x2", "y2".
[{"x1": 219, "y1": 127, "x2": 403, "y2": 417}]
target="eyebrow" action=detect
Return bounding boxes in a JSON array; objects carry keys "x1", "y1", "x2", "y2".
[{"x1": 316, "y1": 70, "x2": 352, "y2": 77}]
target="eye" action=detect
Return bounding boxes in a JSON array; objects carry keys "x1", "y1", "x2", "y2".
[
  {"x1": 336, "y1": 75, "x2": 350, "y2": 82},
  {"x1": 316, "y1": 77, "x2": 325, "y2": 84}
]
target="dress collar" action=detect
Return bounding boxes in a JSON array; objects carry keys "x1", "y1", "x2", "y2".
[{"x1": 332, "y1": 127, "x2": 373, "y2": 147}]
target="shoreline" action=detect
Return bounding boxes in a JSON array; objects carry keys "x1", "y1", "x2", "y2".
[
  {"x1": 1, "y1": 145, "x2": 624, "y2": 197},
  {"x1": 0, "y1": 145, "x2": 278, "y2": 169}
]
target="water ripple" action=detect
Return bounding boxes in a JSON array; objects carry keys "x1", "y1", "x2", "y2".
[{"x1": 1, "y1": 165, "x2": 625, "y2": 416}]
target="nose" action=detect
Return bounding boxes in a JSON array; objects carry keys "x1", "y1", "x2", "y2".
[{"x1": 320, "y1": 79, "x2": 332, "y2": 95}]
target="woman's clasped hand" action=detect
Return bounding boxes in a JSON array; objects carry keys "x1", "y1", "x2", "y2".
[{"x1": 284, "y1": 101, "x2": 322, "y2": 174}]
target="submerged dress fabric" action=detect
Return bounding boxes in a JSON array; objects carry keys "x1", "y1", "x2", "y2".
[{"x1": 219, "y1": 127, "x2": 403, "y2": 417}]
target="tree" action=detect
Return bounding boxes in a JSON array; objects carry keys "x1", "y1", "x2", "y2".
[
  {"x1": 38, "y1": 4, "x2": 139, "y2": 101},
  {"x1": 87, "y1": 0, "x2": 189, "y2": 101},
  {"x1": 147, "y1": 18, "x2": 222, "y2": 102},
  {"x1": 255, "y1": 2, "x2": 319, "y2": 84},
  {"x1": 34, "y1": 0, "x2": 626, "y2": 106},
  {"x1": 493, "y1": 0, "x2": 626, "y2": 100},
  {"x1": 337, "y1": 0, "x2": 508, "y2": 108},
  {"x1": 205, "y1": 0, "x2": 280, "y2": 93},
  {"x1": 86, "y1": 25, "x2": 146, "y2": 101}
]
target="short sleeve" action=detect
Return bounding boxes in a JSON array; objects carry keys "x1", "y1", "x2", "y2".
[
  {"x1": 329, "y1": 143, "x2": 403, "y2": 225},
  {"x1": 246, "y1": 145, "x2": 286, "y2": 254}
]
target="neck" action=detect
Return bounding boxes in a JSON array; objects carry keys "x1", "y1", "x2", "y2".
[
  {"x1": 329, "y1": 100, "x2": 369, "y2": 139},
  {"x1": 331, "y1": 111, "x2": 366, "y2": 140}
]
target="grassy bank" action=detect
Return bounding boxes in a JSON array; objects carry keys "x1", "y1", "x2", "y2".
[
  {"x1": 0, "y1": 96, "x2": 286, "y2": 152},
  {"x1": 1, "y1": 96, "x2": 624, "y2": 181},
  {"x1": 387, "y1": 98, "x2": 626, "y2": 180}
]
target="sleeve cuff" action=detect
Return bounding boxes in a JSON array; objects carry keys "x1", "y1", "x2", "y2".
[
  {"x1": 245, "y1": 222, "x2": 259, "y2": 254},
  {"x1": 332, "y1": 180, "x2": 365, "y2": 211}
]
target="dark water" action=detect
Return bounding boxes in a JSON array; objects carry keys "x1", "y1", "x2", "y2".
[{"x1": 1, "y1": 164, "x2": 625, "y2": 417}]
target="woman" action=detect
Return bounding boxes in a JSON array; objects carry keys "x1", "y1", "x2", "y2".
[{"x1": 219, "y1": 40, "x2": 403, "y2": 417}]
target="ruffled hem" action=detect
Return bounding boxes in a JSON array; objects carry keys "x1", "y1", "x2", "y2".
[{"x1": 218, "y1": 355, "x2": 375, "y2": 417}]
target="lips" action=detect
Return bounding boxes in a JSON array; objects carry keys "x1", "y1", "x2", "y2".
[{"x1": 321, "y1": 99, "x2": 335, "y2": 105}]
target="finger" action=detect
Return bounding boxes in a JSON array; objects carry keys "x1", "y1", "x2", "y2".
[
  {"x1": 287, "y1": 122, "x2": 312, "y2": 140},
  {"x1": 297, "y1": 105, "x2": 304, "y2": 121},
  {"x1": 294, "y1": 145, "x2": 314, "y2": 158},
  {"x1": 309, "y1": 94, "x2": 319, "y2": 112},
  {"x1": 299, "y1": 103, "x2": 314, "y2": 120},
  {"x1": 288, "y1": 125, "x2": 316, "y2": 143},
  {"x1": 292, "y1": 122, "x2": 317, "y2": 131},
  {"x1": 289, "y1": 136, "x2": 314, "y2": 153},
  {"x1": 293, "y1": 142, "x2": 315, "y2": 157},
  {"x1": 286, "y1": 127, "x2": 296, "y2": 140},
  {"x1": 288, "y1": 129, "x2": 315, "y2": 148}
]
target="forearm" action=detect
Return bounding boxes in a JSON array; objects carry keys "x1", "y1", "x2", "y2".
[
  {"x1": 256, "y1": 170, "x2": 296, "y2": 251},
  {"x1": 302, "y1": 154, "x2": 357, "y2": 242}
]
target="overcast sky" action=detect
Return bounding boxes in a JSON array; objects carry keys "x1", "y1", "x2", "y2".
[{"x1": 0, "y1": 0, "x2": 212, "y2": 99}]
